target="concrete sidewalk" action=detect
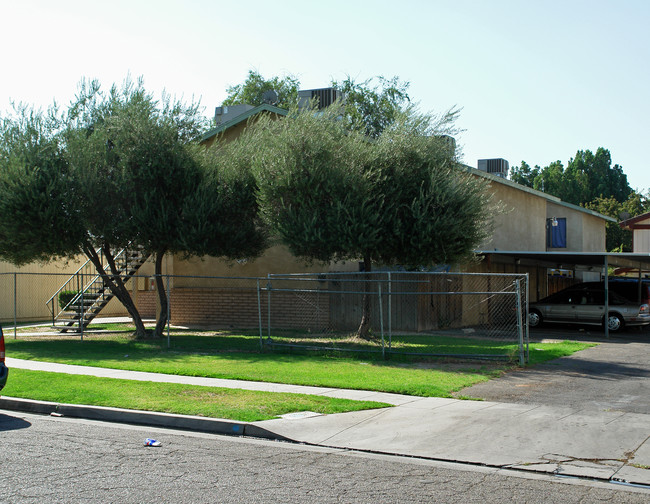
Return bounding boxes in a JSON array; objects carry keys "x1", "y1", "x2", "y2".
[{"x1": 3, "y1": 358, "x2": 650, "y2": 487}]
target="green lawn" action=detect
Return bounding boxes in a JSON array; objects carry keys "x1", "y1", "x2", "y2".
[
  {"x1": 2, "y1": 369, "x2": 389, "y2": 422},
  {"x1": 5, "y1": 331, "x2": 595, "y2": 398}
]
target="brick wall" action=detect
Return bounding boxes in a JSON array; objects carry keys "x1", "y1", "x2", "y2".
[
  {"x1": 163, "y1": 287, "x2": 330, "y2": 331},
  {"x1": 136, "y1": 291, "x2": 157, "y2": 319}
]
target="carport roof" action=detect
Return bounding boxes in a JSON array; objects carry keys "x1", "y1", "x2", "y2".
[{"x1": 475, "y1": 250, "x2": 650, "y2": 270}]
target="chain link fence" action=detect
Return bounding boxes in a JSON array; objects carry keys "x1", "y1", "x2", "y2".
[
  {"x1": 0, "y1": 271, "x2": 156, "y2": 341},
  {"x1": 1, "y1": 270, "x2": 529, "y2": 363},
  {"x1": 263, "y1": 272, "x2": 529, "y2": 363},
  {"x1": 0, "y1": 272, "x2": 264, "y2": 343}
]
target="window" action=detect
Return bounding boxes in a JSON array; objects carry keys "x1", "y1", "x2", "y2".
[{"x1": 546, "y1": 217, "x2": 567, "y2": 248}]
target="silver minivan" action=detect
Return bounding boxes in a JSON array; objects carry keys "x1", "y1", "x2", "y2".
[{"x1": 529, "y1": 285, "x2": 650, "y2": 332}]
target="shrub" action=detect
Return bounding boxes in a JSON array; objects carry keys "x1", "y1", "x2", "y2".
[{"x1": 58, "y1": 290, "x2": 79, "y2": 308}]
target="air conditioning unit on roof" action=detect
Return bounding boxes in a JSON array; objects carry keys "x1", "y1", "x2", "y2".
[
  {"x1": 478, "y1": 158, "x2": 509, "y2": 178},
  {"x1": 298, "y1": 87, "x2": 341, "y2": 110}
]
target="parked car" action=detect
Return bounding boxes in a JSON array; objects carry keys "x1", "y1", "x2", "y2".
[
  {"x1": 0, "y1": 325, "x2": 7, "y2": 392},
  {"x1": 528, "y1": 284, "x2": 650, "y2": 332},
  {"x1": 564, "y1": 279, "x2": 650, "y2": 305},
  {"x1": 603, "y1": 278, "x2": 650, "y2": 305}
]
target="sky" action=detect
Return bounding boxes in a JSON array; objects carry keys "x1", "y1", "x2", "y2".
[{"x1": 1, "y1": 0, "x2": 648, "y2": 192}]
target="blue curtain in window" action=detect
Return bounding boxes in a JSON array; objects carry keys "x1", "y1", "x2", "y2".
[{"x1": 546, "y1": 218, "x2": 567, "y2": 248}]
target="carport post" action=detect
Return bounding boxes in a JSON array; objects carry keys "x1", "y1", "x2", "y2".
[{"x1": 638, "y1": 262, "x2": 643, "y2": 302}]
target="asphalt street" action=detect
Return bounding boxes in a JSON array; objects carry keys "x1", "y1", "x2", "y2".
[
  {"x1": 1, "y1": 411, "x2": 649, "y2": 504},
  {"x1": 3, "y1": 325, "x2": 650, "y2": 499}
]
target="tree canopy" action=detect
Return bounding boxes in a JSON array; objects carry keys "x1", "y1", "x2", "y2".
[
  {"x1": 509, "y1": 147, "x2": 640, "y2": 251},
  {"x1": 510, "y1": 148, "x2": 632, "y2": 206},
  {"x1": 0, "y1": 78, "x2": 267, "y2": 338},
  {"x1": 585, "y1": 192, "x2": 650, "y2": 251},
  {"x1": 331, "y1": 75, "x2": 411, "y2": 139},
  {"x1": 248, "y1": 104, "x2": 493, "y2": 336},
  {"x1": 222, "y1": 70, "x2": 300, "y2": 109},
  {"x1": 221, "y1": 70, "x2": 413, "y2": 138},
  {"x1": 0, "y1": 105, "x2": 82, "y2": 265}
]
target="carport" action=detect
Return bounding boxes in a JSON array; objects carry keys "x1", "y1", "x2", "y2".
[{"x1": 476, "y1": 250, "x2": 650, "y2": 338}]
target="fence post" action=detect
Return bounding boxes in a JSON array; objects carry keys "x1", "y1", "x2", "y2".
[
  {"x1": 266, "y1": 275, "x2": 272, "y2": 339},
  {"x1": 515, "y1": 278, "x2": 524, "y2": 366},
  {"x1": 525, "y1": 273, "x2": 530, "y2": 362},
  {"x1": 80, "y1": 275, "x2": 84, "y2": 342},
  {"x1": 378, "y1": 284, "x2": 385, "y2": 359},
  {"x1": 387, "y1": 272, "x2": 392, "y2": 350},
  {"x1": 166, "y1": 274, "x2": 171, "y2": 349},
  {"x1": 257, "y1": 279, "x2": 264, "y2": 351},
  {"x1": 13, "y1": 272, "x2": 17, "y2": 339}
]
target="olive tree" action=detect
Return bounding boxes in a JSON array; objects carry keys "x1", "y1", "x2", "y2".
[
  {"x1": 0, "y1": 78, "x2": 267, "y2": 338},
  {"x1": 250, "y1": 105, "x2": 494, "y2": 338}
]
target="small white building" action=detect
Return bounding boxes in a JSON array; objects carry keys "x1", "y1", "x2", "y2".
[{"x1": 620, "y1": 212, "x2": 650, "y2": 253}]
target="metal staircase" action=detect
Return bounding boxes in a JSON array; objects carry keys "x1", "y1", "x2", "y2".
[{"x1": 47, "y1": 247, "x2": 150, "y2": 333}]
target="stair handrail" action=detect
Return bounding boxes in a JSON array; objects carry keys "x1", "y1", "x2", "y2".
[
  {"x1": 46, "y1": 248, "x2": 104, "y2": 323},
  {"x1": 47, "y1": 246, "x2": 143, "y2": 324}
]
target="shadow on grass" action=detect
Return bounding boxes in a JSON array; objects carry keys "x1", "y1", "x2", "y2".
[
  {"x1": 5, "y1": 332, "x2": 516, "y2": 377},
  {"x1": 5, "y1": 330, "x2": 592, "y2": 378}
]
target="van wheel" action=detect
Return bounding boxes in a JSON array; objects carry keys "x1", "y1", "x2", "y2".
[
  {"x1": 528, "y1": 310, "x2": 543, "y2": 328},
  {"x1": 606, "y1": 313, "x2": 624, "y2": 332}
]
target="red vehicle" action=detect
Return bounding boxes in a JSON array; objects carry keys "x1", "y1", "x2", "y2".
[{"x1": 0, "y1": 325, "x2": 7, "y2": 392}]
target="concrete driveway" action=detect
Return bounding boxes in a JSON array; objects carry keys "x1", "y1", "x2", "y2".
[{"x1": 458, "y1": 327, "x2": 650, "y2": 414}]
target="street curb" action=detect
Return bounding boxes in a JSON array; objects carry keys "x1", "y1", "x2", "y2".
[{"x1": 0, "y1": 396, "x2": 290, "y2": 441}]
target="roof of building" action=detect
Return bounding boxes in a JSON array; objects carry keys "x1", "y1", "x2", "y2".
[
  {"x1": 199, "y1": 103, "x2": 615, "y2": 226},
  {"x1": 475, "y1": 249, "x2": 650, "y2": 269},
  {"x1": 465, "y1": 165, "x2": 617, "y2": 223},
  {"x1": 200, "y1": 103, "x2": 288, "y2": 143},
  {"x1": 620, "y1": 211, "x2": 650, "y2": 229}
]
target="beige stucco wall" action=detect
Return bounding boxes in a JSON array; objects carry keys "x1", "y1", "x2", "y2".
[
  {"x1": 171, "y1": 245, "x2": 359, "y2": 288},
  {"x1": 0, "y1": 257, "x2": 84, "y2": 322},
  {"x1": 546, "y1": 202, "x2": 606, "y2": 252},
  {"x1": 580, "y1": 212, "x2": 607, "y2": 252},
  {"x1": 0, "y1": 255, "x2": 158, "y2": 324},
  {"x1": 478, "y1": 180, "x2": 547, "y2": 251},
  {"x1": 472, "y1": 169, "x2": 608, "y2": 254}
]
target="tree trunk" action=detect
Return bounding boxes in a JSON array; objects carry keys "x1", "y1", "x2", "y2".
[
  {"x1": 153, "y1": 249, "x2": 168, "y2": 339},
  {"x1": 84, "y1": 244, "x2": 148, "y2": 339},
  {"x1": 357, "y1": 254, "x2": 373, "y2": 340}
]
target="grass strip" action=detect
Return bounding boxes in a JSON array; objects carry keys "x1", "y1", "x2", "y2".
[{"x1": 1, "y1": 369, "x2": 391, "y2": 422}]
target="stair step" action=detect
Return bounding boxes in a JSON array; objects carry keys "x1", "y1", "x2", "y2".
[{"x1": 68, "y1": 301, "x2": 97, "y2": 307}]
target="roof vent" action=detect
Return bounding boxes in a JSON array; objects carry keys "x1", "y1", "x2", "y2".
[{"x1": 478, "y1": 158, "x2": 509, "y2": 178}]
